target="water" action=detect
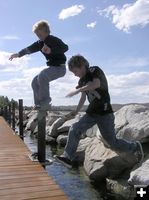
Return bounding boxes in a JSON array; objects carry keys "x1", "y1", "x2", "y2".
[{"x1": 24, "y1": 135, "x2": 120, "y2": 200}]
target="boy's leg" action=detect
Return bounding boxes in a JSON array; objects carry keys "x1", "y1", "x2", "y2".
[
  {"x1": 31, "y1": 75, "x2": 40, "y2": 106},
  {"x1": 37, "y1": 66, "x2": 66, "y2": 105},
  {"x1": 64, "y1": 114, "x2": 97, "y2": 161},
  {"x1": 96, "y1": 113, "x2": 137, "y2": 154}
]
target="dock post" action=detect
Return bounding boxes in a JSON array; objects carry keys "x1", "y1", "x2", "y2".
[
  {"x1": 0, "y1": 107, "x2": 4, "y2": 116},
  {"x1": 37, "y1": 111, "x2": 46, "y2": 165},
  {"x1": 8, "y1": 103, "x2": 11, "y2": 125},
  {"x1": 19, "y1": 99, "x2": 24, "y2": 140},
  {"x1": 4, "y1": 106, "x2": 8, "y2": 121},
  {"x1": 12, "y1": 102, "x2": 15, "y2": 131}
]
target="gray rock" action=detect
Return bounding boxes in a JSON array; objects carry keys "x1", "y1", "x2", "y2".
[
  {"x1": 106, "y1": 178, "x2": 135, "y2": 200},
  {"x1": 77, "y1": 137, "x2": 94, "y2": 153},
  {"x1": 128, "y1": 158, "x2": 149, "y2": 185},
  {"x1": 25, "y1": 111, "x2": 38, "y2": 132},
  {"x1": 115, "y1": 104, "x2": 149, "y2": 142},
  {"x1": 75, "y1": 137, "x2": 94, "y2": 164},
  {"x1": 57, "y1": 135, "x2": 68, "y2": 147},
  {"x1": 82, "y1": 124, "x2": 98, "y2": 138},
  {"x1": 57, "y1": 115, "x2": 81, "y2": 133},
  {"x1": 48, "y1": 112, "x2": 78, "y2": 137},
  {"x1": 47, "y1": 117, "x2": 67, "y2": 137},
  {"x1": 46, "y1": 112, "x2": 63, "y2": 126},
  {"x1": 84, "y1": 137, "x2": 136, "y2": 181},
  {"x1": 46, "y1": 135, "x2": 56, "y2": 145}
]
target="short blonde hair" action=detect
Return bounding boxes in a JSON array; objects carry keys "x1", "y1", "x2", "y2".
[
  {"x1": 68, "y1": 55, "x2": 89, "y2": 71},
  {"x1": 32, "y1": 20, "x2": 50, "y2": 34}
]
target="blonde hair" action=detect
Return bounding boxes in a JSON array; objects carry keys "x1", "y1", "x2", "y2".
[
  {"x1": 68, "y1": 55, "x2": 89, "y2": 71},
  {"x1": 32, "y1": 20, "x2": 50, "y2": 34}
]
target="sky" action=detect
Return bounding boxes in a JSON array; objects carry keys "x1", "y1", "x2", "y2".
[{"x1": 0, "y1": 0, "x2": 149, "y2": 106}]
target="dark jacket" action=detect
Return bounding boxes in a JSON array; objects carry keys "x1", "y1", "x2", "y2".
[
  {"x1": 18, "y1": 35, "x2": 68, "y2": 66},
  {"x1": 77, "y1": 66, "x2": 113, "y2": 115}
]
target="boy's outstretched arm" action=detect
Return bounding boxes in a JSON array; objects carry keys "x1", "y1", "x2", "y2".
[
  {"x1": 9, "y1": 41, "x2": 42, "y2": 61},
  {"x1": 66, "y1": 78, "x2": 100, "y2": 98},
  {"x1": 70, "y1": 92, "x2": 86, "y2": 116}
]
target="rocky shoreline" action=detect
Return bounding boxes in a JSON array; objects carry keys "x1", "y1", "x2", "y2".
[{"x1": 22, "y1": 104, "x2": 149, "y2": 199}]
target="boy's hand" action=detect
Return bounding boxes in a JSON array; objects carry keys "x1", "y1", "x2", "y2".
[
  {"x1": 69, "y1": 110, "x2": 78, "y2": 117},
  {"x1": 65, "y1": 89, "x2": 80, "y2": 98},
  {"x1": 42, "y1": 44, "x2": 51, "y2": 54},
  {"x1": 65, "y1": 111, "x2": 78, "y2": 119},
  {"x1": 9, "y1": 53, "x2": 19, "y2": 61}
]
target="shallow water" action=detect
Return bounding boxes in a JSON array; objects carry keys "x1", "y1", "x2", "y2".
[{"x1": 24, "y1": 135, "x2": 122, "y2": 200}]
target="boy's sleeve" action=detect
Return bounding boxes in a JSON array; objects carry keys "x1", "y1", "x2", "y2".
[
  {"x1": 76, "y1": 79, "x2": 83, "y2": 89},
  {"x1": 91, "y1": 67, "x2": 108, "y2": 90},
  {"x1": 91, "y1": 67, "x2": 103, "y2": 79},
  {"x1": 44, "y1": 36, "x2": 68, "y2": 54},
  {"x1": 18, "y1": 41, "x2": 43, "y2": 57}
]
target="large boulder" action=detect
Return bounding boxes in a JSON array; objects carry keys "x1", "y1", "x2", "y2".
[
  {"x1": 106, "y1": 178, "x2": 135, "y2": 200},
  {"x1": 46, "y1": 112, "x2": 63, "y2": 126},
  {"x1": 84, "y1": 137, "x2": 136, "y2": 181},
  {"x1": 47, "y1": 117, "x2": 67, "y2": 137},
  {"x1": 75, "y1": 137, "x2": 94, "y2": 164},
  {"x1": 47, "y1": 112, "x2": 80, "y2": 138},
  {"x1": 57, "y1": 118, "x2": 79, "y2": 134},
  {"x1": 115, "y1": 104, "x2": 149, "y2": 143},
  {"x1": 128, "y1": 158, "x2": 149, "y2": 185},
  {"x1": 25, "y1": 111, "x2": 38, "y2": 133},
  {"x1": 57, "y1": 113, "x2": 84, "y2": 133},
  {"x1": 57, "y1": 135, "x2": 68, "y2": 147}
]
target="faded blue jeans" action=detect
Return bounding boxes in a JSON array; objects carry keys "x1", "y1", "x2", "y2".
[
  {"x1": 64, "y1": 113, "x2": 137, "y2": 160},
  {"x1": 31, "y1": 65, "x2": 66, "y2": 105}
]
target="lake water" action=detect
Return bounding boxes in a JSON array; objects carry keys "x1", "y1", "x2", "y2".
[{"x1": 24, "y1": 134, "x2": 123, "y2": 200}]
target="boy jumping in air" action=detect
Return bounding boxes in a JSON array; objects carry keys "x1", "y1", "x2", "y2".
[
  {"x1": 9, "y1": 20, "x2": 68, "y2": 110},
  {"x1": 55, "y1": 55, "x2": 144, "y2": 168}
]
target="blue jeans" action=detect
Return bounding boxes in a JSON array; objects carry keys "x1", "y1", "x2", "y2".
[
  {"x1": 31, "y1": 65, "x2": 66, "y2": 105},
  {"x1": 64, "y1": 113, "x2": 137, "y2": 160}
]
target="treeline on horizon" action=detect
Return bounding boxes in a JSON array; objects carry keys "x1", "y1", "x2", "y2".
[
  {"x1": 0, "y1": 96, "x2": 18, "y2": 109},
  {"x1": 0, "y1": 96, "x2": 148, "y2": 112}
]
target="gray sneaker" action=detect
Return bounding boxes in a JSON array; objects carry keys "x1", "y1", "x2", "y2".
[{"x1": 134, "y1": 141, "x2": 144, "y2": 163}]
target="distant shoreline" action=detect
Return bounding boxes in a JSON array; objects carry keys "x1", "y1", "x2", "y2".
[{"x1": 24, "y1": 102, "x2": 149, "y2": 112}]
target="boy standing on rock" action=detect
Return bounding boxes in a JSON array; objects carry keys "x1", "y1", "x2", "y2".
[
  {"x1": 9, "y1": 20, "x2": 68, "y2": 111},
  {"x1": 55, "y1": 55, "x2": 144, "y2": 168}
]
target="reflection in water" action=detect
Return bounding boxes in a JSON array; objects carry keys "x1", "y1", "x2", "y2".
[{"x1": 24, "y1": 135, "x2": 120, "y2": 200}]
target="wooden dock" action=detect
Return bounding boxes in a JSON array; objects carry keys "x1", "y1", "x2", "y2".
[{"x1": 0, "y1": 117, "x2": 69, "y2": 200}]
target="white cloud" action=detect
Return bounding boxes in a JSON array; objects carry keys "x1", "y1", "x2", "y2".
[
  {"x1": 0, "y1": 67, "x2": 80, "y2": 106},
  {"x1": 108, "y1": 71, "x2": 149, "y2": 103},
  {"x1": 0, "y1": 51, "x2": 30, "y2": 72},
  {"x1": 98, "y1": 0, "x2": 149, "y2": 33},
  {"x1": 107, "y1": 57, "x2": 149, "y2": 68},
  {"x1": 1, "y1": 51, "x2": 149, "y2": 106},
  {"x1": 0, "y1": 35, "x2": 20, "y2": 40},
  {"x1": 87, "y1": 21, "x2": 97, "y2": 28},
  {"x1": 59, "y1": 5, "x2": 85, "y2": 20}
]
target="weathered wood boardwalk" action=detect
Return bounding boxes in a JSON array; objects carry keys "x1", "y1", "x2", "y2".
[{"x1": 0, "y1": 117, "x2": 69, "y2": 200}]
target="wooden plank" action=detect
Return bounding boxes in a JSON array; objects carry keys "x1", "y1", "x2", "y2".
[
  {"x1": 0, "y1": 190, "x2": 66, "y2": 200},
  {"x1": 0, "y1": 180, "x2": 56, "y2": 190},
  {"x1": 0, "y1": 117, "x2": 69, "y2": 200},
  {"x1": 31, "y1": 196, "x2": 68, "y2": 200}
]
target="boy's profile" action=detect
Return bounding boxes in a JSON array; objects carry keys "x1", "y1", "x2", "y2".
[
  {"x1": 55, "y1": 55, "x2": 144, "y2": 168},
  {"x1": 9, "y1": 20, "x2": 68, "y2": 110}
]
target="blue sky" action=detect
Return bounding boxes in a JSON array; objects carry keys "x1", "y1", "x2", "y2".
[{"x1": 0, "y1": 0, "x2": 149, "y2": 106}]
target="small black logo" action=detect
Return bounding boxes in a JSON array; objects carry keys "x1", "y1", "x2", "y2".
[{"x1": 134, "y1": 185, "x2": 149, "y2": 200}]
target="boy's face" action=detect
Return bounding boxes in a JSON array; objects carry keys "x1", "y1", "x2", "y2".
[
  {"x1": 71, "y1": 65, "x2": 87, "y2": 78},
  {"x1": 35, "y1": 29, "x2": 48, "y2": 41}
]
